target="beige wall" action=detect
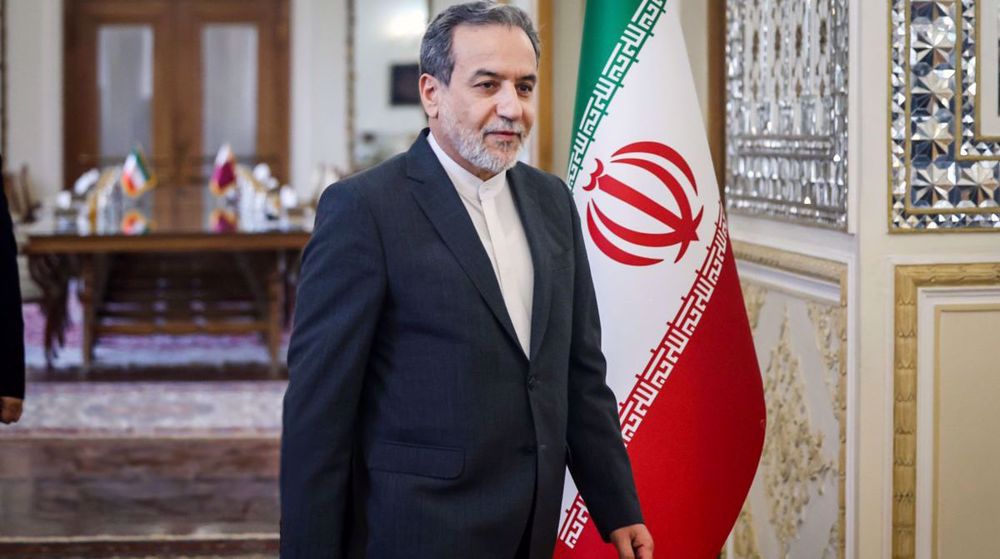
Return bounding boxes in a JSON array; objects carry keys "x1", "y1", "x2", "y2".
[
  {"x1": 935, "y1": 307, "x2": 1000, "y2": 559},
  {"x1": 6, "y1": 0, "x2": 63, "y2": 199},
  {"x1": 549, "y1": 0, "x2": 583, "y2": 178},
  {"x1": 290, "y1": 0, "x2": 350, "y2": 195}
]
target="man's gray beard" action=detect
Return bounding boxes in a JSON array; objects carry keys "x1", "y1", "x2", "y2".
[{"x1": 441, "y1": 110, "x2": 527, "y2": 176}]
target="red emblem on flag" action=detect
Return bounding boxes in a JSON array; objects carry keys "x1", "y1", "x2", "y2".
[{"x1": 583, "y1": 142, "x2": 704, "y2": 266}]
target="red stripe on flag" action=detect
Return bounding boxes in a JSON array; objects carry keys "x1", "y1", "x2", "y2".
[{"x1": 556, "y1": 211, "x2": 765, "y2": 559}]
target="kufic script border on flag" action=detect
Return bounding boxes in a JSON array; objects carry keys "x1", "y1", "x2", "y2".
[
  {"x1": 567, "y1": 0, "x2": 667, "y2": 190},
  {"x1": 557, "y1": 207, "x2": 730, "y2": 548}
]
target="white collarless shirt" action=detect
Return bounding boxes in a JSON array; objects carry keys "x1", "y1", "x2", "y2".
[{"x1": 427, "y1": 132, "x2": 535, "y2": 356}]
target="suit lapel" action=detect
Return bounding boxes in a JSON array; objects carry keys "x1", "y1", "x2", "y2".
[
  {"x1": 507, "y1": 165, "x2": 553, "y2": 363},
  {"x1": 405, "y1": 132, "x2": 522, "y2": 354}
]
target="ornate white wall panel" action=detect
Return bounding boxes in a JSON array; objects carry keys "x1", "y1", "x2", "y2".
[{"x1": 729, "y1": 244, "x2": 847, "y2": 559}]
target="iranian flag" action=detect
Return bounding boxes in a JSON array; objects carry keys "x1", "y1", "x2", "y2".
[
  {"x1": 555, "y1": 1, "x2": 766, "y2": 558},
  {"x1": 120, "y1": 147, "x2": 156, "y2": 198},
  {"x1": 210, "y1": 143, "x2": 238, "y2": 197}
]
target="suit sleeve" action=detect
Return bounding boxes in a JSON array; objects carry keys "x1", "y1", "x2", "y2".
[
  {"x1": 280, "y1": 183, "x2": 386, "y2": 558},
  {"x1": 562, "y1": 183, "x2": 644, "y2": 541},
  {"x1": 0, "y1": 169, "x2": 26, "y2": 400}
]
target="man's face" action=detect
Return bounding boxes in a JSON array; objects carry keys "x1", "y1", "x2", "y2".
[{"x1": 421, "y1": 24, "x2": 537, "y2": 179}]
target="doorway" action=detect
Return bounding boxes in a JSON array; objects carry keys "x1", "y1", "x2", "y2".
[{"x1": 63, "y1": 0, "x2": 290, "y2": 187}]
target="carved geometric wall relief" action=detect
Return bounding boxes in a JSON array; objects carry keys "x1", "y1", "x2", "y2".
[
  {"x1": 890, "y1": 0, "x2": 1000, "y2": 230},
  {"x1": 726, "y1": 0, "x2": 850, "y2": 229}
]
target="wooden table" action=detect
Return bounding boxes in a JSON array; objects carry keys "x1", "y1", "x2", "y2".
[{"x1": 23, "y1": 186, "x2": 311, "y2": 371}]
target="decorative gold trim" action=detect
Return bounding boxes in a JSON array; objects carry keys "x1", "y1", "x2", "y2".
[
  {"x1": 732, "y1": 505, "x2": 764, "y2": 559},
  {"x1": 741, "y1": 282, "x2": 768, "y2": 331},
  {"x1": 892, "y1": 263, "x2": 1000, "y2": 559},
  {"x1": 733, "y1": 241, "x2": 848, "y2": 559},
  {"x1": 734, "y1": 241, "x2": 849, "y2": 290}
]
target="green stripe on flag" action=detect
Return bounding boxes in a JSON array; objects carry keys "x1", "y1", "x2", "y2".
[
  {"x1": 567, "y1": 0, "x2": 668, "y2": 188},
  {"x1": 132, "y1": 148, "x2": 151, "y2": 180}
]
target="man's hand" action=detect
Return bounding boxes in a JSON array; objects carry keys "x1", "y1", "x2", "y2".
[
  {"x1": 0, "y1": 397, "x2": 23, "y2": 424},
  {"x1": 609, "y1": 523, "x2": 653, "y2": 559}
]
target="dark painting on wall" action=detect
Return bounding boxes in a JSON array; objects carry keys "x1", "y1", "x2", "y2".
[{"x1": 390, "y1": 63, "x2": 421, "y2": 106}]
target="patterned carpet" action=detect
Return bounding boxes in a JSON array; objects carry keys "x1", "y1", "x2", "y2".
[
  {"x1": 11, "y1": 300, "x2": 288, "y2": 438},
  {"x1": 22, "y1": 300, "x2": 290, "y2": 372},
  {"x1": 0, "y1": 381, "x2": 285, "y2": 439}
]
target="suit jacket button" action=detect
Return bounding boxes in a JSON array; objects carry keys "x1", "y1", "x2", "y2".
[
  {"x1": 521, "y1": 444, "x2": 537, "y2": 455},
  {"x1": 527, "y1": 375, "x2": 538, "y2": 390}
]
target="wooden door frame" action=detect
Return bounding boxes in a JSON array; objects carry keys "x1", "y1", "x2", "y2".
[
  {"x1": 64, "y1": 0, "x2": 174, "y2": 185},
  {"x1": 174, "y1": 0, "x2": 290, "y2": 183},
  {"x1": 536, "y1": 0, "x2": 553, "y2": 174},
  {"x1": 63, "y1": 0, "x2": 290, "y2": 188}
]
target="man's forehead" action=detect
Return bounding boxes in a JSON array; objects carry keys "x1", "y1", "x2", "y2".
[{"x1": 451, "y1": 24, "x2": 537, "y2": 75}]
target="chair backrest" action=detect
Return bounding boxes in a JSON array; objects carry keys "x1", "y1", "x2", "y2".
[
  {"x1": 19, "y1": 165, "x2": 40, "y2": 221},
  {"x1": 3, "y1": 169, "x2": 25, "y2": 221}
]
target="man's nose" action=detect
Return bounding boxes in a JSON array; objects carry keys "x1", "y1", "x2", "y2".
[{"x1": 495, "y1": 83, "x2": 523, "y2": 121}]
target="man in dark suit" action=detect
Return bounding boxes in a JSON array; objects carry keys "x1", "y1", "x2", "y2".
[
  {"x1": 280, "y1": 3, "x2": 653, "y2": 558},
  {"x1": 1, "y1": 156, "x2": 26, "y2": 424}
]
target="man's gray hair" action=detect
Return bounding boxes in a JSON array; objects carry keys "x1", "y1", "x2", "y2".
[{"x1": 420, "y1": 1, "x2": 541, "y2": 86}]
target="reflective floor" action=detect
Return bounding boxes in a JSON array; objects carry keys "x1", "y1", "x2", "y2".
[{"x1": 0, "y1": 437, "x2": 280, "y2": 558}]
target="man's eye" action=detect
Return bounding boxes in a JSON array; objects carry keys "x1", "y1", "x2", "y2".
[
  {"x1": 478, "y1": 82, "x2": 497, "y2": 90},
  {"x1": 518, "y1": 84, "x2": 535, "y2": 94}
]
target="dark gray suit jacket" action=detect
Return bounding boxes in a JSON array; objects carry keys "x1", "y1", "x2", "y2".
[{"x1": 280, "y1": 131, "x2": 642, "y2": 559}]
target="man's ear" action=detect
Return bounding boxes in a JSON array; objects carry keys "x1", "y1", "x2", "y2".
[{"x1": 419, "y1": 73, "x2": 441, "y2": 119}]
